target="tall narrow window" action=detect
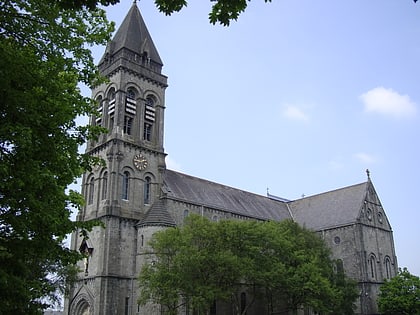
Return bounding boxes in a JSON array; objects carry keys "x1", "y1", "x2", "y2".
[
  {"x1": 143, "y1": 96, "x2": 155, "y2": 141},
  {"x1": 122, "y1": 171, "x2": 130, "y2": 200},
  {"x1": 109, "y1": 116, "x2": 114, "y2": 132},
  {"x1": 125, "y1": 297, "x2": 129, "y2": 315},
  {"x1": 336, "y1": 259, "x2": 344, "y2": 274},
  {"x1": 108, "y1": 88, "x2": 116, "y2": 130},
  {"x1": 95, "y1": 96, "x2": 103, "y2": 126},
  {"x1": 108, "y1": 88, "x2": 116, "y2": 115},
  {"x1": 102, "y1": 172, "x2": 108, "y2": 200},
  {"x1": 385, "y1": 257, "x2": 392, "y2": 279},
  {"x1": 142, "y1": 52, "x2": 149, "y2": 65},
  {"x1": 125, "y1": 88, "x2": 137, "y2": 116},
  {"x1": 369, "y1": 254, "x2": 377, "y2": 279},
  {"x1": 143, "y1": 123, "x2": 152, "y2": 141},
  {"x1": 88, "y1": 177, "x2": 94, "y2": 205},
  {"x1": 123, "y1": 116, "x2": 133, "y2": 135},
  {"x1": 144, "y1": 176, "x2": 151, "y2": 204}
]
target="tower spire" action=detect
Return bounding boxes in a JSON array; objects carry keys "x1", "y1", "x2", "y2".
[{"x1": 98, "y1": 2, "x2": 164, "y2": 76}]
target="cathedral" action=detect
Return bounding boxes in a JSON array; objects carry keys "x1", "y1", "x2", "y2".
[{"x1": 64, "y1": 3, "x2": 398, "y2": 315}]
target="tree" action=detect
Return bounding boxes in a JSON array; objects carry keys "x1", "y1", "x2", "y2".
[
  {"x1": 60, "y1": 0, "x2": 420, "y2": 26},
  {"x1": 53, "y1": 0, "x2": 272, "y2": 26},
  {"x1": 378, "y1": 268, "x2": 420, "y2": 315},
  {"x1": 0, "y1": 0, "x2": 113, "y2": 313},
  {"x1": 138, "y1": 215, "x2": 357, "y2": 315}
]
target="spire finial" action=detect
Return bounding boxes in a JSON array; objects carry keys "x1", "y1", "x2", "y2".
[{"x1": 366, "y1": 169, "x2": 370, "y2": 180}]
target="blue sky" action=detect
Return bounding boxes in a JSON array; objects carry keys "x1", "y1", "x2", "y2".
[{"x1": 91, "y1": 0, "x2": 420, "y2": 275}]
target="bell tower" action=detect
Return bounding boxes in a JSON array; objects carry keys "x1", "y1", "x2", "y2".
[{"x1": 65, "y1": 3, "x2": 168, "y2": 314}]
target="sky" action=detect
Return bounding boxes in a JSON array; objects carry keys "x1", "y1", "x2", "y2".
[{"x1": 88, "y1": 0, "x2": 420, "y2": 275}]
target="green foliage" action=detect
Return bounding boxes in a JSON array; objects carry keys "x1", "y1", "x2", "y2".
[
  {"x1": 0, "y1": 0, "x2": 113, "y2": 313},
  {"x1": 139, "y1": 215, "x2": 357, "y2": 315},
  {"x1": 63, "y1": 0, "x2": 274, "y2": 26},
  {"x1": 378, "y1": 268, "x2": 420, "y2": 315},
  {"x1": 153, "y1": 0, "x2": 272, "y2": 26}
]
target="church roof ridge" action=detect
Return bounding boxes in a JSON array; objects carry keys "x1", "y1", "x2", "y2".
[
  {"x1": 289, "y1": 181, "x2": 368, "y2": 202},
  {"x1": 288, "y1": 181, "x2": 369, "y2": 230},
  {"x1": 164, "y1": 169, "x2": 292, "y2": 221},
  {"x1": 163, "y1": 168, "x2": 389, "y2": 232},
  {"x1": 165, "y1": 169, "x2": 269, "y2": 198}
]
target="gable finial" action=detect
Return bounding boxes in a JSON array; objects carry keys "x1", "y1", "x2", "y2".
[{"x1": 366, "y1": 169, "x2": 370, "y2": 180}]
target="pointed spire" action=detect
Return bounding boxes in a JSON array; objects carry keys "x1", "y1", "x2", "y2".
[
  {"x1": 99, "y1": 2, "x2": 163, "y2": 71},
  {"x1": 366, "y1": 169, "x2": 371, "y2": 180}
]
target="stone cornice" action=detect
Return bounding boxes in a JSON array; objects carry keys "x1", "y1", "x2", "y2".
[{"x1": 100, "y1": 58, "x2": 168, "y2": 88}]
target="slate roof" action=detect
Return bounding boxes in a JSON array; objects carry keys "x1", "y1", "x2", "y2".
[
  {"x1": 137, "y1": 199, "x2": 176, "y2": 227},
  {"x1": 288, "y1": 182, "x2": 368, "y2": 230},
  {"x1": 163, "y1": 170, "x2": 372, "y2": 231},
  {"x1": 163, "y1": 170, "x2": 292, "y2": 221},
  {"x1": 100, "y1": 2, "x2": 162, "y2": 65}
]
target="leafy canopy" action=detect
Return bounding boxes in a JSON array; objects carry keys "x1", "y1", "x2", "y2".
[
  {"x1": 51, "y1": 0, "x2": 273, "y2": 26},
  {"x1": 378, "y1": 268, "x2": 420, "y2": 315},
  {"x1": 0, "y1": 0, "x2": 113, "y2": 313},
  {"x1": 139, "y1": 215, "x2": 357, "y2": 315},
  {"x1": 60, "y1": 0, "x2": 420, "y2": 27}
]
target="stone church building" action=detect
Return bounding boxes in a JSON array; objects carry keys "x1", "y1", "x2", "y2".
[{"x1": 64, "y1": 3, "x2": 398, "y2": 315}]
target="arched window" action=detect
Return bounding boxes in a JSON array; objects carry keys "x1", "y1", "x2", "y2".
[
  {"x1": 143, "y1": 96, "x2": 155, "y2": 141},
  {"x1": 88, "y1": 177, "x2": 94, "y2": 205},
  {"x1": 125, "y1": 88, "x2": 137, "y2": 134},
  {"x1": 95, "y1": 96, "x2": 103, "y2": 126},
  {"x1": 107, "y1": 88, "x2": 116, "y2": 118},
  {"x1": 368, "y1": 254, "x2": 377, "y2": 279},
  {"x1": 144, "y1": 176, "x2": 151, "y2": 204},
  {"x1": 101, "y1": 172, "x2": 108, "y2": 200},
  {"x1": 141, "y1": 235, "x2": 144, "y2": 247},
  {"x1": 212, "y1": 215, "x2": 219, "y2": 222},
  {"x1": 122, "y1": 171, "x2": 130, "y2": 200},
  {"x1": 127, "y1": 88, "x2": 136, "y2": 99},
  {"x1": 74, "y1": 298, "x2": 91, "y2": 315},
  {"x1": 336, "y1": 259, "x2": 344, "y2": 274},
  {"x1": 384, "y1": 256, "x2": 392, "y2": 279},
  {"x1": 107, "y1": 88, "x2": 116, "y2": 101},
  {"x1": 145, "y1": 96, "x2": 154, "y2": 107},
  {"x1": 183, "y1": 209, "x2": 189, "y2": 219}
]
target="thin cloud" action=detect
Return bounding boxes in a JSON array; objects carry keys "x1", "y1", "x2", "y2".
[
  {"x1": 360, "y1": 87, "x2": 417, "y2": 118},
  {"x1": 354, "y1": 152, "x2": 376, "y2": 164},
  {"x1": 282, "y1": 105, "x2": 310, "y2": 122}
]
